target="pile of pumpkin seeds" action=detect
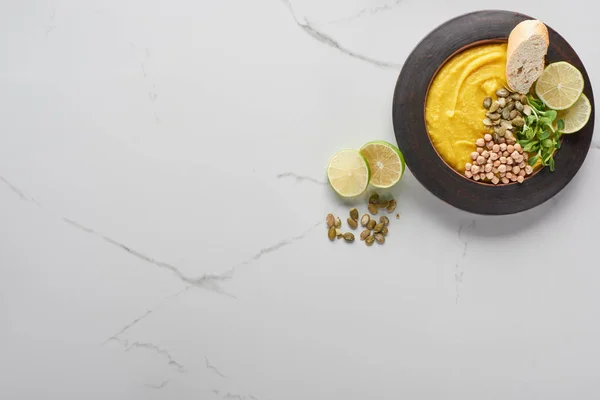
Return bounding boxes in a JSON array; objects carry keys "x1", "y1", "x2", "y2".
[{"x1": 326, "y1": 193, "x2": 397, "y2": 246}]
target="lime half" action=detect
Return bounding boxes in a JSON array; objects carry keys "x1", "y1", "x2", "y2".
[
  {"x1": 556, "y1": 93, "x2": 591, "y2": 134},
  {"x1": 535, "y1": 62, "x2": 584, "y2": 110},
  {"x1": 359, "y1": 141, "x2": 405, "y2": 188},
  {"x1": 326, "y1": 149, "x2": 370, "y2": 197}
]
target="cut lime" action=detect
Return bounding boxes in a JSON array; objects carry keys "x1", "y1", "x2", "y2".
[
  {"x1": 359, "y1": 141, "x2": 405, "y2": 188},
  {"x1": 326, "y1": 149, "x2": 370, "y2": 197},
  {"x1": 556, "y1": 93, "x2": 591, "y2": 134},
  {"x1": 535, "y1": 62, "x2": 584, "y2": 110}
]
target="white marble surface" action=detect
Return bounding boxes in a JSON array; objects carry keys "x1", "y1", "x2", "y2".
[{"x1": 1, "y1": 0, "x2": 599, "y2": 399}]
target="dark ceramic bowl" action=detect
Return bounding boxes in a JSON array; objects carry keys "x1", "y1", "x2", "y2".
[{"x1": 392, "y1": 10, "x2": 595, "y2": 215}]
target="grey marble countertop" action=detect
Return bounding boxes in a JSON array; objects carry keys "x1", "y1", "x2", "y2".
[{"x1": 1, "y1": 0, "x2": 599, "y2": 399}]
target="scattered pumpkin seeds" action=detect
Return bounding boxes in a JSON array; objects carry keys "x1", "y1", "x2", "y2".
[
  {"x1": 368, "y1": 203, "x2": 379, "y2": 215},
  {"x1": 367, "y1": 220, "x2": 376, "y2": 230},
  {"x1": 386, "y1": 199, "x2": 397, "y2": 212},
  {"x1": 349, "y1": 208, "x2": 359, "y2": 221},
  {"x1": 326, "y1": 213, "x2": 335, "y2": 228},
  {"x1": 365, "y1": 235, "x2": 375, "y2": 246},
  {"x1": 374, "y1": 233, "x2": 385, "y2": 244},
  {"x1": 380, "y1": 216, "x2": 390, "y2": 226},
  {"x1": 327, "y1": 226, "x2": 336, "y2": 241},
  {"x1": 343, "y1": 232, "x2": 355, "y2": 242},
  {"x1": 347, "y1": 218, "x2": 358, "y2": 229},
  {"x1": 373, "y1": 222, "x2": 384, "y2": 233},
  {"x1": 360, "y1": 229, "x2": 370, "y2": 240},
  {"x1": 360, "y1": 214, "x2": 370, "y2": 227},
  {"x1": 369, "y1": 193, "x2": 379, "y2": 204},
  {"x1": 378, "y1": 200, "x2": 390, "y2": 209},
  {"x1": 334, "y1": 217, "x2": 341, "y2": 228}
]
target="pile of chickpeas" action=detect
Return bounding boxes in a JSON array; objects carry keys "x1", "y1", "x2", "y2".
[{"x1": 464, "y1": 133, "x2": 534, "y2": 184}]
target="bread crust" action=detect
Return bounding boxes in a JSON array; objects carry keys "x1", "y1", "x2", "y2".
[{"x1": 506, "y1": 20, "x2": 550, "y2": 93}]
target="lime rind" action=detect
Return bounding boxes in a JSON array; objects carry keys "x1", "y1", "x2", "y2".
[{"x1": 557, "y1": 93, "x2": 592, "y2": 134}]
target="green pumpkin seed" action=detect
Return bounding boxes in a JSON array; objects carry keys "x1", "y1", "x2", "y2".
[
  {"x1": 369, "y1": 193, "x2": 379, "y2": 204},
  {"x1": 386, "y1": 199, "x2": 397, "y2": 212},
  {"x1": 349, "y1": 208, "x2": 359, "y2": 221},
  {"x1": 365, "y1": 235, "x2": 375, "y2": 246},
  {"x1": 368, "y1": 203, "x2": 378, "y2": 215},
  {"x1": 347, "y1": 218, "x2": 358, "y2": 229},
  {"x1": 360, "y1": 214, "x2": 370, "y2": 227},
  {"x1": 374, "y1": 233, "x2": 385, "y2": 244},
  {"x1": 373, "y1": 223, "x2": 384, "y2": 233},
  {"x1": 496, "y1": 88, "x2": 509, "y2": 97},
  {"x1": 343, "y1": 232, "x2": 355, "y2": 242},
  {"x1": 483, "y1": 97, "x2": 492, "y2": 109},
  {"x1": 379, "y1": 216, "x2": 390, "y2": 226},
  {"x1": 367, "y1": 220, "x2": 376, "y2": 230},
  {"x1": 326, "y1": 214, "x2": 335, "y2": 228},
  {"x1": 328, "y1": 227, "x2": 336, "y2": 240},
  {"x1": 360, "y1": 229, "x2": 370, "y2": 240}
]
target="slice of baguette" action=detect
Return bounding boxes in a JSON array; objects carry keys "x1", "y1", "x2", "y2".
[{"x1": 506, "y1": 20, "x2": 549, "y2": 94}]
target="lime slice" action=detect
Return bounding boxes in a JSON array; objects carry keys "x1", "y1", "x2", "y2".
[
  {"x1": 535, "y1": 62, "x2": 584, "y2": 110},
  {"x1": 556, "y1": 93, "x2": 591, "y2": 134},
  {"x1": 326, "y1": 149, "x2": 370, "y2": 197},
  {"x1": 359, "y1": 141, "x2": 405, "y2": 188}
]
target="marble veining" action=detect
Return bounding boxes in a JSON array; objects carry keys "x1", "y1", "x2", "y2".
[{"x1": 1, "y1": 0, "x2": 599, "y2": 398}]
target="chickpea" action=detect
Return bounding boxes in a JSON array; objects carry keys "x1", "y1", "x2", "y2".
[
  {"x1": 490, "y1": 152, "x2": 499, "y2": 161},
  {"x1": 519, "y1": 161, "x2": 526, "y2": 169},
  {"x1": 476, "y1": 138, "x2": 485, "y2": 147},
  {"x1": 500, "y1": 156, "x2": 507, "y2": 164},
  {"x1": 477, "y1": 147, "x2": 484, "y2": 154},
  {"x1": 471, "y1": 165, "x2": 480, "y2": 174},
  {"x1": 501, "y1": 177, "x2": 509, "y2": 184},
  {"x1": 514, "y1": 143, "x2": 522, "y2": 152},
  {"x1": 484, "y1": 133, "x2": 493, "y2": 142},
  {"x1": 477, "y1": 156, "x2": 485, "y2": 165},
  {"x1": 507, "y1": 145, "x2": 515, "y2": 153},
  {"x1": 480, "y1": 173, "x2": 486, "y2": 180},
  {"x1": 510, "y1": 174, "x2": 518, "y2": 182},
  {"x1": 506, "y1": 172, "x2": 513, "y2": 179},
  {"x1": 511, "y1": 150, "x2": 520, "y2": 159},
  {"x1": 498, "y1": 165, "x2": 507, "y2": 173},
  {"x1": 491, "y1": 176, "x2": 500, "y2": 185},
  {"x1": 482, "y1": 150, "x2": 490, "y2": 159},
  {"x1": 465, "y1": 170, "x2": 473, "y2": 178},
  {"x1": 500, "y1": 143, "x2": 507, "y2": 151},
  {"x1": 484, "y1": 164, "x2": 492, "y2": 173},
  {"x1": 473, "y1": 174, "x2": 481, "y2": 181},
  {"x1": 517, "y1": 175, "x2": 525, "y2": 183},
  {"x1": 513, "y1": 166, "x2": 521, "y2": 174},
  {"x1": 471, "y1": 152, "x2": 479, "y2": 161},
  {"x1": 493, "y1": 160, "x2": 501, "y2": 167},
  {"x1": 519, "y1": 170, "x2": 526, "y2": 177},
  {"x1": 465, "y1": 163, "x2": 472, "y2": 171},
  {"x1": 486, "y1": 172, "x2": 494, "y2": 180},
  {"x1": 503, "y1": 151, "x2": 509, "y2": 157},
  {"x1": 507, "y1": 157, "x2": 514, "y2": 165},
  {"x1": 498, "y1": 137, "x2": 506, "y2": 144},
  {"x1": 525, "y1": 165, "x2": 534, "y2": 175},
  {"x1": 492, "y1": 144, "x2": 500, "y2": 152}
]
